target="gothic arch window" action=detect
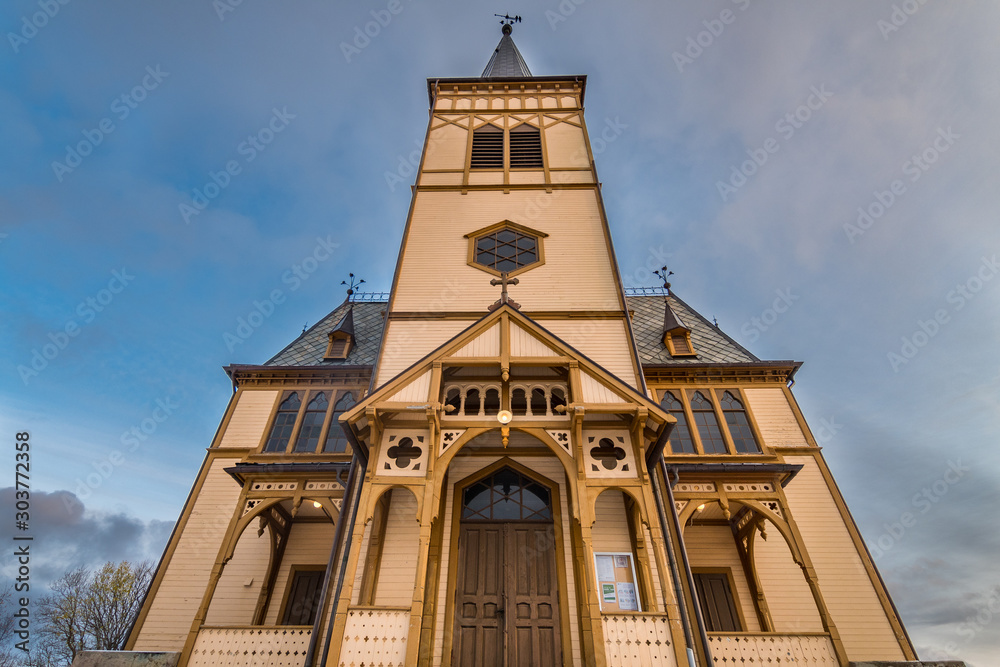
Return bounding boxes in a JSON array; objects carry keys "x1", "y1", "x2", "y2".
[
  {"x1": 462, "y1": 467, "x2": 552, "y2": 521},
  {"x1": 690, "y1": 391, "x2": 727, "y2": 454},
  {"x1": 661, "y1": 390, "x2": 696, "y2": 454},
  {"x1": 264, "y1": 392, "x2": 301, "y2": 452},
  {"x1": 293, "y1": 392, "x2": 328, "y2": 452},
  {"x1": 323, "y1": 391, "x2": 355, "y2": 453},
  {"x1": 720, "y1": 391, "x2": 760, "y2": 453}
]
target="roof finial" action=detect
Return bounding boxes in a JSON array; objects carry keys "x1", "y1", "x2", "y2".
[
  {"x1": 495, "y1": 13, "x2": 521, "y2": 35},
  {"x1": 653, "y1": 266, "x2": 674, "y2": 295},
  {"x1": 340, "y1": 273, "x2": 365, "y2": 298}
]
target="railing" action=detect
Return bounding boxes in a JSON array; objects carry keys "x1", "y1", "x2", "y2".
[
  {"x1": 348, "y1": 291, "x2": 390, "y2": 302},
  {"x1": 707, "y1": 633, "x2": 838, "y2": 665},
  {"x1": 602, "y1": 613, "x2": 675, "y2": 667},
  {"x1": 624, "y1": 286, "x2": 669, "y2": 296},
  {"x1": 188, "y1": 626, "x2": 311, "y2": 667},
  {"x1": 337, "y1": 606, "x2": 410, "y2": 667}
]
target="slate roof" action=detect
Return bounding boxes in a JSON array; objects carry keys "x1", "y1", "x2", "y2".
[
  {"x1": 481, "y1": 27, "x2": 532, "y2": 78},
  {"x1": 265, "y1": 301, "x2": 385, "y2": 367},
  {"x1": 263, "y1": 293, "x2": 758, "y2": 369},
  {"x1": 628, "y1": 294, "x2": 758, "y2": 365}
]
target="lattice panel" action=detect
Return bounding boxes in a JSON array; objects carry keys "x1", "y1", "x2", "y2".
[
  {"x1": 602, "y1": 614, "x2": 673, "y2": 666},
  {"x1": 188, "y1": 626, "x2": 311, "y2": 666},
  {"x1": 724, "y1": 482, "x2": 774, "y2": 494},
  {"x1": 674, "y1": 501, "x2": 687, "y2": 514},
  {"x1": 707, "y1": 633, "x2": 838, "y2": 665},
  {"x1": 339, "y1": 607, "x2": 409, "y2": 667},
  {"x1": 242, "y1": 499, "x2": 262, "y2": 516},
  {"x1": 251, "y1": 482, "x2": 298, "y2": 492},
  {"x1": 583, "y1": 430, "x2": 636, "y2": 479},
  {"x1": 304, "y1": 481, "x2": 341, "y2": 491},
  {"x1": 674, "y1": 483, "x2": 715, "y2": 493},
  {"x1": 763, "y1": 500, "x2": 784, "y2": 519},
  {"x1": 376, "y1": 429, "x2": 429, "y2": 477},
  {"x1": 440, "y1": 429, "x2": 465, "y2": 455},
  {"x1": 545, "y1": 430, "x2": 572, "y2": 456}
]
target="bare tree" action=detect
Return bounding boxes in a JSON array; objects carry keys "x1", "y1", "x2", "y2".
[
  {"x1": 0, "y1": 584, "x2": 20, "y2": 667},
  {"x1": 36, "y1": 567, "x2": 90, "y2": 666},
  {"x1": 83, "y1": 561, "x2": 153, "y2": 651}
]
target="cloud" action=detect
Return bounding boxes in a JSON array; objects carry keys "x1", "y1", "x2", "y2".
[{"x1": 0, "y1": 488, "x2": 172, "y2": 589}]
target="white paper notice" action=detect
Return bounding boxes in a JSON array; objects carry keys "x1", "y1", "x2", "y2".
[
  {"x1": 596, "y1": 556, "x2": 615, "y2": 582},
  {"x1": 614, "y1": 555, "x2": 630, "y2": 568},
  {"x1": 616, "y1": 582, "x2": 638, "y2": 611}
]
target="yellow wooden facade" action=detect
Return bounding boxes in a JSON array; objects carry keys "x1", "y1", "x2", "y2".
[{"x1": 121, "y1": 25, "x2": 930, "y2": 667}]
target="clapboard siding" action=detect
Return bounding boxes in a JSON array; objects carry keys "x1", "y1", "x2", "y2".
[
  {"x1": 205, "y1": 527, "x2": 270, "y2": 625},
  {"x1": 376, "y1": 319, "x2": 471, "y2": 386},
  {"x1": 743, "y1": 388, "x2": 808, "y2": 447},
  {"x1": 783, "y1": 455, "x2": 904, "y2": 659},
  {"x1": 373, "y1": 488, "x2": 420, "y2": 607},
  {"x1": 580, "y1": 371, "x2": 627, "y2": 404},
  {"x1": 592, "y1": 491, "x2": 632, "y2": 553},
  {"x1": 452, "y1": 323, "x2": 500, "y2": 357},
  {"x1": 264, "y1": 522, "x2": 336, "y2": 625},
  {"x1": 387, "y1": 369, "x2": 432, "y2": 403},
  {"x1": 683, "y1": 525, "x2": 761, "y2": 632},
  {"x1": 217, "y1": 390, "x2": 278, "y2": 448},
  {"x1": 390, "y1": 190, "x2": 620, "y2": 314},
  {"x1": 752, "y1": 531, "x2": 823, "y2": 632},
  {"x1": 543, "y1": 319, "x2": 637, "y2": 388},
  {"x1": 423, "y1": 123, "x2": 468, "y2": 171},
  {"x1": 509, "y1": 322, "x2": 560, "y2": 357},
  {"x1": 133, "y1": 457, "x2": 243, "y2": 651},
  {"x1": 544, "y1": 120, "x2": 588, "y2": 169}
]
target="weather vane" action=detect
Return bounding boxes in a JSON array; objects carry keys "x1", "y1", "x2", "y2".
[
  {"x1": 653, "y1": 266, "x2": 674, "y2": 293},
  {"x1": 341, "y1": 273, "x2": 365, "y2": 297},
  {"x1": 495, "y1": 13, "x2": 522, "y2": 26}
]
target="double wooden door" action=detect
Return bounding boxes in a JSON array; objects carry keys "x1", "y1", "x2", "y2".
[{"x1": 453, "y1": 522, "x2": 561, "y2": 666}]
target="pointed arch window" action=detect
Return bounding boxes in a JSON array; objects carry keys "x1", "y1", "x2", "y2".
[
  {"x1": 661, "y1": 391, "x2": 695, "y2": 454},
  {"x1": 471, "y1": 124, "x2": 504, "y2": 168},
  {"x1": 720, "y1": 391, "x2": 760, "y2": 453},
  {"x1": 462, "y1": 468, "x2": 552, "y2": 521},
  {"x1": 293, "y1": 392, "x2": 328, "y2": 452},
  {"x1": 689, "y1": 391, "x2": 727, "y2": 454},
  {"x1": 323, "y1": 391, "x2": 356, "y2": 453},
  {"x1": 264, "y1": 392, "x2": 301, "y2": 452}
]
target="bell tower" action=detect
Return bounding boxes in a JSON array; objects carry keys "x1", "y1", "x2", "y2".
[{"x1": 376, "y1": 19, "x2": 644, "y2": 390}]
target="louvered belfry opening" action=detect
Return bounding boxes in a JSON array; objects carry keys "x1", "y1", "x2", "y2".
[
  {"x1": 470, "y1": 124, "x2": 504, "y2": 168},
  {"x1": 509, "y1": 123, "x2": 543, "y2": 168}
]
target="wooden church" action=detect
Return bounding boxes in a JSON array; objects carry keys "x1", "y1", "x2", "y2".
[{"x1": 114, "y1": 19, "x2": 948, "y2": 667}]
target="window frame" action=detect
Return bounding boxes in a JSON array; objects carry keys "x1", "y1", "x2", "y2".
[
  {"x1": 655, "y1": 387, "x2": 767, "y2": 456},
  {"x1": 259, "y1": 388, "x2": 360, "y2": 456},
  {"x1": 464, "y1": 219, "x2": 548, "y2": 279},
  {"x1": 691, "y1": 568, "x2": 746, "y2": 632}
]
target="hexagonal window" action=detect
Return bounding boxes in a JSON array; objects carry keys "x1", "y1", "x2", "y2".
[{"x1": 465, "y1": 221, "x2": 547, "y2": 277}]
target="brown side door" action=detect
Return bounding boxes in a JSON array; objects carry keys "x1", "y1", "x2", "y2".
[{"x1": 454, "y1": 523, "x2": 561, "y2": 666}]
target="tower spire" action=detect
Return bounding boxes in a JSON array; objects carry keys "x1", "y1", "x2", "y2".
[{"x1": 481, "y1": 15, "x2": 532, "y2": 78}]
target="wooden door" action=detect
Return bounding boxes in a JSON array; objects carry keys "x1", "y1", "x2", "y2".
[{"x1": 454, "y1": 523, "x2": 561, "y2": 666}]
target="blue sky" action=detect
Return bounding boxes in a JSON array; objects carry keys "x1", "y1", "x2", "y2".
[{"x1": 2, "y1": 1, "x2": 998, "y2": 663}]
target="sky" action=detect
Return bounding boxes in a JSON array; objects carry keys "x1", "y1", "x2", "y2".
[{"x1": 1, "y1": 1, "x2": 998, "y2": 663}]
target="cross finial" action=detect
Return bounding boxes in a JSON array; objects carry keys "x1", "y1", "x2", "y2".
[
  {"x1": 488, "y1": 272, "x2": 520, "y2": 311},
  {"x1": 653, "y1": 266, "x2": 674, "y2": 293},
  {"x1": 340, "y1": 273, "x2": 365, "y2": 297}
]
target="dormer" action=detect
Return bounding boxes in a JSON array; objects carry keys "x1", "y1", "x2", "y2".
[
  {"x1": 662, "y1": 300, "x2": 697, "y2": 358},
  {"x1": 324, "y1": 309, "x2": 355, "y2": 360}
]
